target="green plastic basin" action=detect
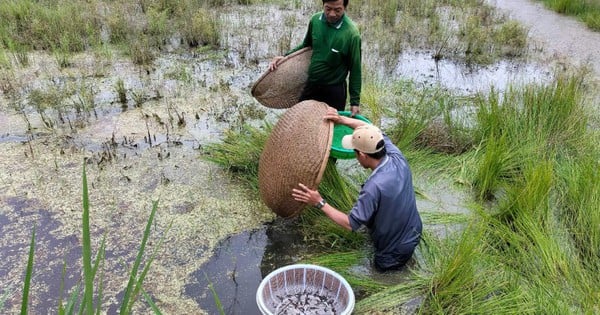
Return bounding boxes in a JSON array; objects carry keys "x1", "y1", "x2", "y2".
[{"x1": 331, "y1": 111, "x2": 372, "y2": 159}]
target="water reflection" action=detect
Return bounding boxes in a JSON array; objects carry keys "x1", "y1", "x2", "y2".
[
  {"x1": 184, "y1": 218, "x2": 320, "y2": 314},
  {"x1": 394, "y1": 50, "x2": 552, "y2": 94}
]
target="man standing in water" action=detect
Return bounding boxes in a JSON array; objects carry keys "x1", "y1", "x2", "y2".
[
  {"x1": 269, "y1": 0, "x2": 362, "y2": 116},
  {"x1": 292, "y1": 108, "x2": 422, "y2": 272}
]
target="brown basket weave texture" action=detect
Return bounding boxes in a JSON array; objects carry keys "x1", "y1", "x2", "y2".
[
  {"x1": 251, "y1": 47, "x2": 312, "y2": 109},
  {"x1": 258, "y1": 100, "x2": 332, "y2": 217}
]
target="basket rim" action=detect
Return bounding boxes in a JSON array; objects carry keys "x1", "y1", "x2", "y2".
[
  {"x1": 256, "y1": 263, "x2": 355, "y2": 315},
  {"x1": 251, "y1": 47, "x2": 312, "y2": 97}
]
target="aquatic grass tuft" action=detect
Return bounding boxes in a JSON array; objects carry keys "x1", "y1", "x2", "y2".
[
  {"x1": 470, "y1": 75, "x2": 590, "y2": 201},
  {"x1": 385, "y1": 80, "x2": 475, "y2": 154},
  {"x1": 418, "y1": 224, "x2": 532, "y2": 314},
  {"x1": 180, "y1": 7, "x2": 221, "y2": 48},
  {"x1": 115, "y1": 79, "x2": 127, "y2": 105},
  {"x1": 304, "y1": 251, "x2": 390, "y2": 297},
  {"x1": 203, "y1": 123, "x2": 271, "y2": 190},
  {"x1": 555, "y1": 154, "x2": 600, "y2": 272}
]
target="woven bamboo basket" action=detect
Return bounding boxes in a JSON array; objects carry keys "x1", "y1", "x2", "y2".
[
  {"x1": 258, "y1": 100, "x2": 332, "y2": 217},
  {"x1": 251, "y1": 47, "x2": 312, "y2": 109}
]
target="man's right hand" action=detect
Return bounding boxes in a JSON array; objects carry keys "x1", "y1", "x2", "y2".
[{"x1": 268, "y1": 56, "x2": 284, "y2": 71}]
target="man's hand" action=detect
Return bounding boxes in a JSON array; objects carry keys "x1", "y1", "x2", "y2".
[
  {"x1": 324, "y1": 107, "x2": 342, "y2": 123},
  {"x1": 292, "y1": 183, "x2": 322, "y2": 207},
  {"x1": 268, "y1": 56, "x2": 284, "y2": 71},
  {"x1": 350, "y1": 105, "x2": 360, "y2": 117}
]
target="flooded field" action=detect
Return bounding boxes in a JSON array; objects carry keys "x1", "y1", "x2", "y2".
[{"x1": 1, "y1": 1, "x2": 592, "y2": 314}]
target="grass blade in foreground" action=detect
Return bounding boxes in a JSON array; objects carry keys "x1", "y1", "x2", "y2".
[
  {"x1": 119, "y1": 200, "x2": 159, "y2": 314},
  {"x1": 205, "y1": 272, "x2": 225, "y2": 315},
  {"x1": 20, "y1": 226, "x2": 36, "y2": 315},
  {"x1": 81, "y1": 164, "x2": 94, "y2": 314}
]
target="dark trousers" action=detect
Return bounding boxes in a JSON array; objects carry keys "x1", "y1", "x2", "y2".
[
  {"x1": 299, "y1": 82, "x2": 347, "y2": 111},
  {"x1": 373, "y1": 253, "x2": 415, "y2": 273}
]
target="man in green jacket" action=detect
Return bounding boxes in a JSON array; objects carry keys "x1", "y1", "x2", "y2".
[{"x1": 269, "y1": 0, "x2": 362, "y2": 116}]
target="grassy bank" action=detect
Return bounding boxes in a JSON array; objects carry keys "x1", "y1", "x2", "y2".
[{"x1": 538, "y1": 0, "x2": 600, "y2": 31}]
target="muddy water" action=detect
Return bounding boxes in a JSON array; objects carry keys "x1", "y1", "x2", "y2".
[
  {"x1": 0, "y1": 2, "x2": 593, "y2": 314},
  {"x1": 491, "y1": 0, "x2": 600, "y2": 82}
]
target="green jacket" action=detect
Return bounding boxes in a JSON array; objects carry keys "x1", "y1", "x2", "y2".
[{"x1": 287, "y1": 12, "x2": 362, "y2": 106}]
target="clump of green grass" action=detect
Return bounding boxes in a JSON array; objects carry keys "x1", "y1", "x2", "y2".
[
  {"x1": 581, "y1": 10, "x2": 600, "y2": 30},
  {"x1": 115, "y1": 78, "x2": 128, "y2": 105},
  {"x1": 383, "y1": 79, "x2": 475, "y2": 154},
  {"x1": 0, "y1": 0, "x2": 98, "y2": 52},
  {"x1": 359, "y1": 0, "x2": 529, "y2": 69},
  {"x1": 179, "y1": 7, "x2": 221, "y2": 48},
  {"x1": 28, "y1": 85, "x2": 72, "y2": 129},
  {"x1": 0, "y1": 0, "x2": 224, "y2": 65},
  {"x1": 203, "y1": 123, "x2": 271, "y2": 189},
  {"x1": 555, "y1": 154, "x2": 600, "y2": 272},
  {"x1": 129, "y1": 36, "x2": 156, "y2": 66},
  {"x1": 304, "y1": 251, "x2": 390, "y2": 297},
  {"x1": 470, "y1": 75, "x2": 589, "y2": 200}
]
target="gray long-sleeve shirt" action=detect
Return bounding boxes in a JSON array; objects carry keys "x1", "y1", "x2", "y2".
[{"x1": 348, "y1": 135, "x2": 422, "y2": 268}]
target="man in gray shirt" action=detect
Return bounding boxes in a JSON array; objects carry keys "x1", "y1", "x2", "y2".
[{"x1": 292, "y1": 107, "x2": 422, "y2": 271}]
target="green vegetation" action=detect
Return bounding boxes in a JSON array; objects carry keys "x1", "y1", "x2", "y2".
[
  {"x1": 205, "y1": 73, "x2": 600, "y2": 313},
  {"x1": 357, "y1": 0, "x2": 529, "y2": 67},
  {"x1": 538, "y1": 0, "x2": 600, "y2": 31},
  {"x1": 0, "y1": 0, "x2": 224, "y2": 65},
  {"x1": 0, "y1": 0, "x2": 527, "y2": 69},
  {"x1": 2, "y1": 0, "x2": 599, "y2": 313}
]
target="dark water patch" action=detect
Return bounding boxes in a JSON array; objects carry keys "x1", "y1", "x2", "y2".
[
  {"x1": 0, "y1": 197, "x2": 81, "y2": 313},
  {"x1": 185, "y1": 228, "x2": 267, "y2": 315},
  {"x1": 185, "y1": 219, "x2": 320, "y2": 314},
  {"x1": 184, "y1": 218, "x2": 416, "y2": 314}
]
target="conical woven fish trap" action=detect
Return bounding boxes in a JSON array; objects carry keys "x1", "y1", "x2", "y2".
[
  {"x1": 258, "y1": 100, "x2": 332, "y2": 217},
  {"x1": 251, "y1": 48, "x2": 312, "y2": 109}
]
